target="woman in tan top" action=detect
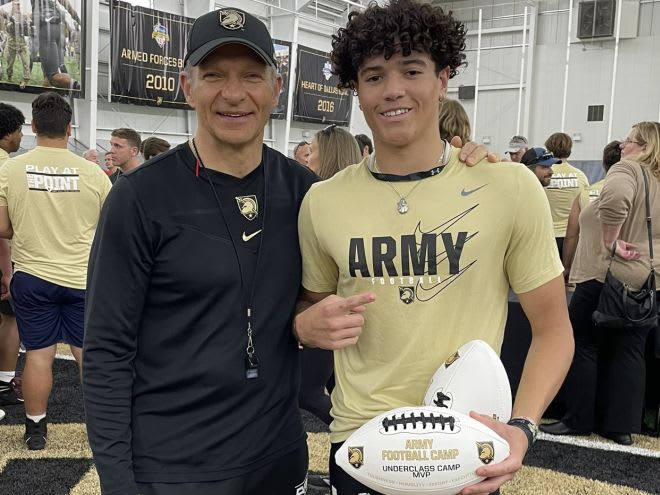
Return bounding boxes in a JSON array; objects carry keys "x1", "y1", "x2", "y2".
[
  {"x1": 562, "y1": 141, "x2": 621, "y2": 282},
  {"x1": 541, "y1": 121, "x2": 660, "y2": 446}
]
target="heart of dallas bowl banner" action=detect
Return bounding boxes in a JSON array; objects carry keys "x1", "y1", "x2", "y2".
[{"x1": 293, "y1": 45, "x2": 352, "y2": 125}]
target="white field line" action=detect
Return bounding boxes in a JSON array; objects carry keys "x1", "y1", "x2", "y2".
[{"x1": 537, "y1": 432, "x2": 660, "y2": 458}]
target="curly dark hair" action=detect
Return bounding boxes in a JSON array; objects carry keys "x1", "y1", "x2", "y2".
[
  {"x1": 0, "y1": 103, "x2": 25, "y2": 141},
  {"x1": 330, "y1": 0, "x2": 467, "y2": 89}
]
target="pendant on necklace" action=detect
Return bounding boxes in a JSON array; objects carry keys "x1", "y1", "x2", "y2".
[{"x1": 397, "y1": 198, "x2": 409, "y2": 214}]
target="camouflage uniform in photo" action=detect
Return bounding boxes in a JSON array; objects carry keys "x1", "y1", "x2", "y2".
[{"x1": 5, "y1": 12, "x2": 31, "y2": 85}]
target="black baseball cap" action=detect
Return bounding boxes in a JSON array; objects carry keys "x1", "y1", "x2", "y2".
[{"x1": 184, "y1": 8, "x2": 277, "y2": 68}]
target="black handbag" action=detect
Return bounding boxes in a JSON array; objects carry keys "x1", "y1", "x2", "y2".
[{"x1": 592, "y1": 167, "x2": 658, "y2": 331}]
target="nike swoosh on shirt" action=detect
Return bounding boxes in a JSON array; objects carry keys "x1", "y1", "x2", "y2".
[
  {"x1": 460, "y1": 184, "x2": 488, "y2": 196},
  {"x1": 242, "y1": 229, "x2": 262, "y2": 242},
  {"x1": 45, "y1": 16, "x2": 54, "y2": 22}
]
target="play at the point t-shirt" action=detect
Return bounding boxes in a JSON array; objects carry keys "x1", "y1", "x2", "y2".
[
  {"x1": 545, "y1": 161, "x2": 589, "y2": 238},
  {"x1": 0, "y1": 146, "x2": 111, "y2": 289}
]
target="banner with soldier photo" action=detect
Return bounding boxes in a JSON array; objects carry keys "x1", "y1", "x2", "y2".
[
  {"x1": 110, "y1": 0, "x2": 192, "y2": 109},
  {"x1": 271, "y1": 39, "x2": 290, "y2": 119},
  {"x1": 0, "y1": 0, "x2": 84, "y2": 96},
  {"x1": 293, "y1": 45, "x2": 351, "y2": 125}
]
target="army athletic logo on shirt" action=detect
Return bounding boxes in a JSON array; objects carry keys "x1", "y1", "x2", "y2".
[
  {"x1": 477, "y1": 441, "x2": 495, "y2": 464},
  {"x1": 399, "y1": 286, "x2": 415, "y2": 304},
  {"x1": 348, "y1": 446, "x2": 364, "y2": 469},
  {"x1": 219, "y1": 9, "x2": 245, "y2": 30},
  {"x1": 235, "y1": 195, "x2": 258, "y2": 220}
]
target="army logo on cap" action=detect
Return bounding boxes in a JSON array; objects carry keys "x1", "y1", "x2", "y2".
[
  {"x1": 348, "y1": 446, "x2": 364, "y2": 469},
  {"x1": 477, "y1": 441, "x2": 495, "y2": 464},
  {"x1": 235, "y1": 195, "x2": 258, "y2": 220},
  {"x1": 219, "y1": 9, "x2": 245, "y2": 30}
]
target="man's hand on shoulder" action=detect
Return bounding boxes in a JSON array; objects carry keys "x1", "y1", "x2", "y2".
[
  {"x1": 451, "y1": 136, "x2": 499, "y2": 166},
  {"x1": 295, "y1": 292, "x2": 375, "y2": 350}
]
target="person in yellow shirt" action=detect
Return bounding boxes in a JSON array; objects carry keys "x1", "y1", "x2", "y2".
[
  {"x1": 0, "y1": 92, "x2": 111, "y2": 450},
  {"x1": 294, "y1": 1, "x2": 574, "y2": 494},
  {"x1": 0, "y1": 102, "x2": 25, "y2": 413},
  {"x1": 544, "y1": 132, "x2": 589, "y2": 257}
]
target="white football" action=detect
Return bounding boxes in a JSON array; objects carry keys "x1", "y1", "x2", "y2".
[
  {"x1": 336, "y1": 406, "x2": 510, "y2": 495},
  {"x1": 423, "y1": 340, "x2": 512, "y2": 422}
]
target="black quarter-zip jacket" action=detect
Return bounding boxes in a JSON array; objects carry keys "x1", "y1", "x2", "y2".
[{"x1": 83, "y1": 143, "x2": 318, "y2": 494}]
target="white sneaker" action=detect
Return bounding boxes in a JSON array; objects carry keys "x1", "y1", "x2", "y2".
[{"x1": 0, "y1": 409, "x2": 5, "y2": 421}]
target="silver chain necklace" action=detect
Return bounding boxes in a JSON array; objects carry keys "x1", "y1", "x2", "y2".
[{"x1": 369, "y1": 141, "x2": 451, "y2": 214}]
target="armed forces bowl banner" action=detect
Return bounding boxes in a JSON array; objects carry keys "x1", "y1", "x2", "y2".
[
  {"x1": 271, "y1": 39, "x2": 290, "y2": 119},
  {"x1": 110, "y1": 0, "x2": 191, "y2": 109},
  {"x1": 0, "y1": 0, "x2": 85, "y2": 97},
  {"x1": 293, "y1": 45, "x2": 351, "y2": 125}
]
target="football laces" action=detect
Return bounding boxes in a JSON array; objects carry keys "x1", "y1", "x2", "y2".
[{"x1": 380, "y1": 411, "x2": 461, "y2": 434}]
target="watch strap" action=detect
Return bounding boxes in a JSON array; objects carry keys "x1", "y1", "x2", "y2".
[{"x1": 507, "y1": 417, "x2": 538, "y2": 450}]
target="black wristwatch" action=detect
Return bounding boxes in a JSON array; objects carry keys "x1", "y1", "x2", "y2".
[{"x1": 507, "y1": 416, "x2": 538, "y2": 450}]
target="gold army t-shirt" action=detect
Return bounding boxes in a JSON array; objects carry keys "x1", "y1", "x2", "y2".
[
  {"x1": 0, "y1": 146, "x2": 111, "y2": 289},
  {"x1": 299, "y1": 148, "x2": 563, "y2": 443}
]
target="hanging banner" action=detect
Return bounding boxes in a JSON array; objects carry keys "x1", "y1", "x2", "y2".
[
  {"x1": 0, "y1": 0, "x2": 85, "y2": 97},
  {"x1": 110, "y1": 0, "x2": 192, "y2": 109},
  {"x1": 293, "y1": 45, "x2": 351, "y2": 125},
  {"x1": 271, "y1": 39, "x2": 290, "y2": 120}
]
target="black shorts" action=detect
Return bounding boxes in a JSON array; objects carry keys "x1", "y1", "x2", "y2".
[
  {"x1": 330, "y1": 442, "x2": 500, "y2": 495},
  {"x1": 11, "y1": 272, "x2": 85, "y2": 350},
  {"x1": 38, "y1": 21, "x2": 64, "y2": 80},
  {"x1": 137, "y1": 442, "x2": 309, "y2": 495}
]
